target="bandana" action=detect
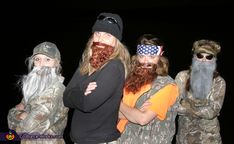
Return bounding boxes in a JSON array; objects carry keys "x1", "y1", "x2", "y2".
[{"x1": 137, "y1": 44, "x2": 163, "y2": 56}]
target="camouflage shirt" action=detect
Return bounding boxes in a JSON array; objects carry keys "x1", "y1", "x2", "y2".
[
  {"x1": 175, "y1": 70, "x2": 226, "y2": 144},
  {"x1": 117, "y1": 76, "x2": 180, "y2": 144},
  {"x1": 7, "y1": 76, "x2": 69, "y2": 144}
]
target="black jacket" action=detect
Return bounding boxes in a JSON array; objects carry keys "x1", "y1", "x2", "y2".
[{"x1": 63, "y1": 59, "x2": 125, "y2": 144}]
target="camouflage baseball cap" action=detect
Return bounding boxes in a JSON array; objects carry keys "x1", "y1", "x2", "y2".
[
  {"x1": 192, "y1": 39, "x2": 221, "y2": 57},
  {"x1": 32, "y1": 41, "x2": 61, "y2": 61}
]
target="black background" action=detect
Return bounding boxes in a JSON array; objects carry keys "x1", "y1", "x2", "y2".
[{"x1": 1, "y1": 0, "x2": 233, "y2": 143}]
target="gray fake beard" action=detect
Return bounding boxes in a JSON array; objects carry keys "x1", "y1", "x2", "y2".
[
  {"x1": 21, "y1": 67, "x2": 57, "y2": 103},
  {"x1": 190, "y1": 56, "x2": 216, "y2": 99}
]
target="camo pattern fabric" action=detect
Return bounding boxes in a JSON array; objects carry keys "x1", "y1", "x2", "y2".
[
  {"x1": 7, "y1": 76, "x2": 69, "y2": 144},
  {"x1": 175, "y1": 70, "x2": 226, "y2": 144},
  {"x1": 117, "y1": 76, "x2": 180, "y2": 144}
]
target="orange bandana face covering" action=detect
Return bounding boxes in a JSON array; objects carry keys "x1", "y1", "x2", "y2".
[{"x1": 89, "y1": 42, "x2": 114, "y2": 69}]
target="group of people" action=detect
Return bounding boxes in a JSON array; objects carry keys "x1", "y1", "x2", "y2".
[{"x1": 7, "y1": 12, "x2": 226, "y2": 144}]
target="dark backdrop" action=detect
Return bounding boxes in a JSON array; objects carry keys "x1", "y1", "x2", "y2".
[{"x1": 1, "y1": 1, "x2": 233, "y2": 143}]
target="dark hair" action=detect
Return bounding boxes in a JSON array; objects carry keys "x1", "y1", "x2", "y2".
[
  {"x1": 157, "y1": 56, "x2": 169, "y2": 76},
  {"x1": 137, "y1": 34, "x2": 164, "y2": 46}
]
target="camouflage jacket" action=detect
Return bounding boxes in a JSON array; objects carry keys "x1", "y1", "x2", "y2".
[
  {"x1": 117, "y1": 76, "x2": 180, "y2": 144},
  {"x1": 7, "y1": 76, "x2": 69, "y2": 144},
  {"x1": 175, "y1": 70, "x2": 226, "y2": 144}
]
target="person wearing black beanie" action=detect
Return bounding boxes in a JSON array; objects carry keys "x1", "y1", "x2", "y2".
[
  {"x1": 92, "y1": 12, "x2": 123, "y2": 41},
  {"x1": 63, "y1": 12, "x2": 130, "y2": 144}
]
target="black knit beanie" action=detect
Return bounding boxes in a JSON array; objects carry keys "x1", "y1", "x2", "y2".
[{"x1": 92, "y1": 12, "x2": 123, "y2": 41}]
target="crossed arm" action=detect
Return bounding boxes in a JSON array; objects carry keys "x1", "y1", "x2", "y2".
[
  {"x1": 119, "y1": 84, "x2": 179, "y2": 125},
  {"x1": 119, "y1": 101, "x2": 156, "y2": 125}
]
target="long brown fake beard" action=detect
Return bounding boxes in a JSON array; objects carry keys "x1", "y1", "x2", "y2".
[
  {"x1": 89, "y1": 42, "x2": 114, "y2": 69},
  {"x1": 124, "y1": 61, "x2": 158, "y2": 94}
]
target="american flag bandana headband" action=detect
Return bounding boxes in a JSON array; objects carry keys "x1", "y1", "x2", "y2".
[{"x1": 137, "y1": 44, "x2": 163, "y2": 56}]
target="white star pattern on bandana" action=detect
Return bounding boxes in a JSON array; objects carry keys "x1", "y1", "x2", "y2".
[{"x1": 137, "y1": 44, "x2": 163, "y2": 56}]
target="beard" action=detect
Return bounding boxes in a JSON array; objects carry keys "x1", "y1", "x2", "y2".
[
  {"x1": 190, "y1": 57, "x2": 216, "y2": 99},
  {"x1": 21, "y1": 66, "x2": 57, "y2": 103},
  {"x1": 89, "y1": 42, "x2": 114, "y2": 69},
  {"x1": 124, "y1": 61, "x2": 157, "y2": 94}
]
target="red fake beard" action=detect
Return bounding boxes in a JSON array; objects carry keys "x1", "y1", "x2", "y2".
[
  {"x1": 89, "y1": 42, "x2": 114, "y2": 69},
  {"x1": 124, "y1": 61, "x2": 157, "y2": 94}
]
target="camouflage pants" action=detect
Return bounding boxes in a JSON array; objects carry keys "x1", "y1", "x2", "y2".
[{"x1": 74, "y1": 140, "x2": 117, "y2": 144}]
